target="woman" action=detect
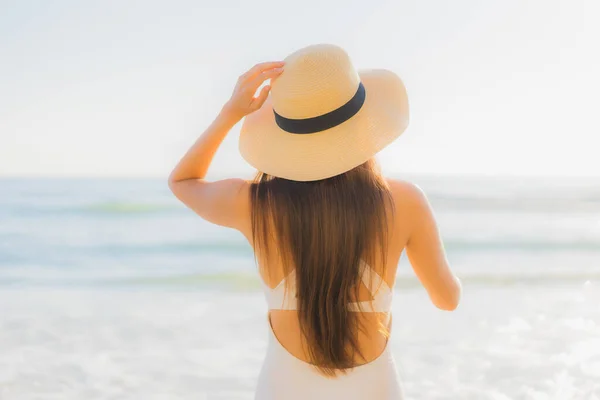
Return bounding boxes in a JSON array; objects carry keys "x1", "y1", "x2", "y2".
[{"x1": 168, "y1": 44, "x2": 461, "y2": 399}]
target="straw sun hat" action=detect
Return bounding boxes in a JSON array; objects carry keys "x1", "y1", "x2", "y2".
[{"x1": 239, "y1": 43, "x2": 409, "y2": 182}]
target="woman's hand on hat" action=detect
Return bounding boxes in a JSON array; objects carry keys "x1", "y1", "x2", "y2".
[{"x1": 221, "y1": 61, "x2": 285, "y2": 123}]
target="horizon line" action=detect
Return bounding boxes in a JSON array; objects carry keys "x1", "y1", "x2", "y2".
[{"x1": 1, "y1": 172, "x2": 599, "y2": 181}]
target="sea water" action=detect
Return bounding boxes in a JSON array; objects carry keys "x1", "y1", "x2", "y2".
[{"x1": 0, "y1": 176, "x2": 599, "y2": 399}]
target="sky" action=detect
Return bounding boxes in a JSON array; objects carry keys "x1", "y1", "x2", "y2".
[{"x1": 1, "y1": 0, "x2": 599, "y2": 178}]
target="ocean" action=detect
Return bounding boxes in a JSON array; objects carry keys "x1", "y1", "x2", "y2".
[{"x1": 1, "y1": 176, "x2": 599, "y2": 399}]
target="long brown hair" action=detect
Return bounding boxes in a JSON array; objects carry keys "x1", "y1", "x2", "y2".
[{"x1": 249, "y1": 158, "x2": 394, "y2": 376}]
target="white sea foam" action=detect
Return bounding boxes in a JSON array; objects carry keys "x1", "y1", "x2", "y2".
[{"x1": 0, "y1": 285, "x2": 599, "y2": 399}]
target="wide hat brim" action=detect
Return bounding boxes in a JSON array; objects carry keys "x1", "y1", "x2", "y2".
[{"x1": 239, "y1": 68, "x2": 409, "y2": 182}]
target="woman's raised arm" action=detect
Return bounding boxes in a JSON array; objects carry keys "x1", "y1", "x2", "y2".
[{"x1": 168, "y1": 61, "x2": 284, "y2": 229}]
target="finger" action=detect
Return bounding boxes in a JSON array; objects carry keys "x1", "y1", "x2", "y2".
[
  {"x1": 246, "y1": 68, "x2": 283, "y2": 93},
  {"x1": 249, "y1": 85, "x2": 271, "y2": 112},
  {"x1": 239, "y1": 61, "x2": 285, "y2": 82}
]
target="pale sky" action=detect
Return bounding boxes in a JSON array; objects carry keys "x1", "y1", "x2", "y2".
[{"x1": 1, "y1": 0, "x2": 599, "y2": 178}]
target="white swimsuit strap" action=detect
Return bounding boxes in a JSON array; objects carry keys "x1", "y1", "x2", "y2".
[{"x1": 358, "y1": 262, "x2": 390, "y2": 295}]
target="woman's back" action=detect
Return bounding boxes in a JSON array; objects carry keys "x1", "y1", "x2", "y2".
[{"x1": 236, "y1": 177, "x2": 459, "y2": 368}]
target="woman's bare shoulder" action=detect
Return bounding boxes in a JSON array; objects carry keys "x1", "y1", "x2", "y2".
[
  {"x1": 382, "y1": 177, "x2": 431, "y2": 247},
  {"x1": 385, "y1": 177, "x2": 428, "y2": 209}
]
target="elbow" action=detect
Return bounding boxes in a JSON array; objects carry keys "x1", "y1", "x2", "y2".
[
  {"x1": 167, "y1": 177, "x2": 176, "y2": 194},
  {"x1": 167, "y1": 176, "x2": 175, "y2": 191},
  {"x1": 167, "y1": 172, "x2": 179, "y2": 193}
]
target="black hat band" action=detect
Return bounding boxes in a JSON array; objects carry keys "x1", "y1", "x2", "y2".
[{"x1": 273, "y1": 82, "x2": 366, "y2": 134}]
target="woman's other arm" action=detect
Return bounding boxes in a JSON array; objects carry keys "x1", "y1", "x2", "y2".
[{"x1": 389, "y1": 179, "x2": 462, "y2": 310}]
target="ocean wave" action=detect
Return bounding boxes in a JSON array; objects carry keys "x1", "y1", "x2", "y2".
[
  {"x1": 33, "y1": 271, "x2": 600, "y2": 289},
  {"x1": 11, "y1": 198, "x2": 600, "y2": 216},
  {"x1": 445, "y1": 240, "x2": 600, "y2": 252},
  {"x1": 427, "y1": 194, "x2": 600, "y2": 213},
  {"x1": 3, "y1": 240, "x2": 596, "y2": 263},
  {"x1": 1, "y1": 262, "x2": 599, "y2": 288},
  {"x1": 73, "y1": 239, "x2": 600, "y2": 256},
  {"x1": 5, "y1": 189, "x2": 600, "y2": 217},
  {"x1": 80, "y1": 242, "x2": 254, "y2": 256},
  {"x1": 82, "y1": 202, "x2": 180, "y2": 214},
  {"x1": 2, "y1": 202, "x2": 183, "y2": 216}
]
